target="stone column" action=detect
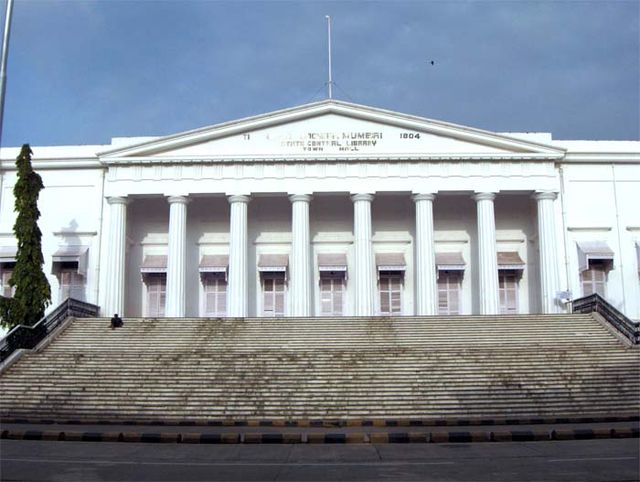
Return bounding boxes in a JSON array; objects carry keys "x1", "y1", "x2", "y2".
[
  {"x1": 473, "y1": 192, "x2": 499, "y2": 314},
  {"x1": 535, "y1": 191, "x2": 560, "y2": 313},
  {"x1": 103, "y1": 196, "x2": 129, "y2": 316},
  {"x1": 413, "y1": 193, "x2": 437, "y2": 315},
  {"x1": 351, "y1": 193, "x2": 375, "y2": 316},
  {"x1": 227, "y1": 195, "x2": 250, "y2": 317},
  {"x1": 289, "y1": 194, "x2": 312, "y2": 316},
  {"x1": 165, "y1": 195, "x2": 189, "y2": 317}
]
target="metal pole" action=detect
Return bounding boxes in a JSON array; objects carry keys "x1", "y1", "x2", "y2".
[
  {"x1": 0, "y1": 0, "x2": 15, "y2": 147},
  {"x1": 325, "y1": 15, "x2": 333, "y2": 99}
]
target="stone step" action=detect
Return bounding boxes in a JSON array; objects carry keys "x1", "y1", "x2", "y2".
[
  {"x1": 4, "y1": 404, "x2": 634, "y2": 420},
  {"x1": 10, "y1": 400, "x2": 628, "y2": 411},
  {"x1": 5, "y1": 396, "x2": 634, "y2": 409},
  {"x1": 4, "y1": 379, "x2": 635, "y2": 391},
  {"x1": 56, "y1": 334, "x2": 608, "y2": 340},
  {"x1": 4, "y1": 367, "x2": 636, "y2": 378},
  {"x1": 21, "y1": 357, "x2": 634, "y2": 366},
  {"x1": 5, "y1": 367, "x2": 635, "y2": 377},
  {"x1": 4, "y1": 373, "x2": 634, "y2": 384},
  {"x1": 2, "y1": 313, "x2": 637, "y2": 422},
  {"x1": 4, "y1": 393, "x2": 634, "y2": 406},
  {"x1": 19, "y1": 349, "x2": 637, "y2": 359},
  {"x1": 3, "y1": 368, "x2": 633, "y2": 381}
]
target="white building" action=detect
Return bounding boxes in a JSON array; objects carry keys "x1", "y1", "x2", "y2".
[{"x1": 0, "y1": 100, "x2": 639, "y2": 321}]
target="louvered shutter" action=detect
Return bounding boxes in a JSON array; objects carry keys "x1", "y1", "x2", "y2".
[
  {"x1": 146, "y1": 274, "x2": 166, "y2": 317},
  {"x1": 379, "y1": 273, "x2": 402, "y2": 315},
  {"x1": 437, "y1": 272, "x2": 461, "y2": 315},
  {"x1": 499, "y1": 273, "x2": 518, "y2": 314},
  {"x1": 320, "y1": 276, "x2": 344, "y2": 316},
  {"x1": 274, "y1": 286, "x2": 285, "y2": 316},
  {"x1": 203, "y1": 274, "x2": 228, "y2": 316},
  {"x1": 263, "y1": 278, "x2": 274, "y2": 315},
  {"x1": 581, "y1": 265, "x2": 606, "y2": 297}
]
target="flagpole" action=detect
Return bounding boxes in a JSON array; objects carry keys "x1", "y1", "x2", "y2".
[
  {"x1": 325, "y1": 15, "x2": 333, "y2": 99},
  {"x1": 0, "y1": 0, "x2": 15, "y2": 147}
]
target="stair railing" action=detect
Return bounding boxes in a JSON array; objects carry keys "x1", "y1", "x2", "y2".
[
  {"x1": 0, "y1": 298, "x2": 99, "y2": 363},
  {"x1": 572, "y1": 293, "x2": 640, "y2": 345}
]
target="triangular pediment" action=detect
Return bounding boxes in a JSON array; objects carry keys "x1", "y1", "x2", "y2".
[{"x1": 99, "y1": 100, "x2": 565, "y2": 163}]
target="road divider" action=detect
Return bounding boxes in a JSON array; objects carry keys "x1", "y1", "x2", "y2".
[{"x1": 2, "y1": 426, "x2": 638, "y2": 444}]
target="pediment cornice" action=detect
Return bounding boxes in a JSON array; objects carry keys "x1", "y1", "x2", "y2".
[{"x1": 98, "y1": 100, "x2": 566, "y2": 163}]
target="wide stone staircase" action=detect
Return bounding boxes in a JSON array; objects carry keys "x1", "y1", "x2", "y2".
[{"x1": 1, "y1": 314, "x2": 638, "y2": 422}]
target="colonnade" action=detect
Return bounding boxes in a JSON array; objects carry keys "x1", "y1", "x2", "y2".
[{"x1": 102, "y1": 191, "x2": 561, "y2": 317}]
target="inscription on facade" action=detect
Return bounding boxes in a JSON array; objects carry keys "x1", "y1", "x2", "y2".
[
  {"x1": 278, "y1": 132, "x2": 384, "y2": 152},
  {"x1": 240, "y1": 128, "x2": 422, "y2": 153},
  {"x1": 252, "y1": 131, "x2": 418, "y2": 153}
]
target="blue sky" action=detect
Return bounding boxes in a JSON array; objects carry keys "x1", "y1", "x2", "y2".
[{"x1": 1, "y1": 0, "x2": 638, "y2": 147}]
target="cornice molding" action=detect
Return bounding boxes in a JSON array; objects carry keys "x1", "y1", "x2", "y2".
[
  {"x1": 53, "y1": 231, "x2": 98, "y2": 237},
  {"x1": 567, "y1": 226, "x2": 612, "y2": 232},
  {"x1": 562, "y1": 152, "x2": 640, "y2": 163},
  {"x1": 100, "y1": 153, "x2": 563, "y2": 166},
  {"x1": 0, "y1": 158, "x2": 102, "y2": 170}
]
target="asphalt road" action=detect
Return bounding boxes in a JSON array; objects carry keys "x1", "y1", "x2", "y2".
[{"x1": 1, "y1": 438, "x2": 638, "y2": 482}]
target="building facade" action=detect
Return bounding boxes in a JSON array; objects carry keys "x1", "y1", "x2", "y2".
[{"x1": 0, "y1": 100, "x2": 639, "y2": 321}]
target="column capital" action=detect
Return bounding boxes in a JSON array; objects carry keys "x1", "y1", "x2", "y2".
[
  {"x1": 533, "y1": 191, "x2": 558, "y2": 201},
  {"x1": 472, "y1": 192, "x2": 497, "y2": 202},
  {"x1": 412, "y1": 193, "x2": 436, "y2": 203},
  {"x1": 166, "y1": 195, "x2": 190, "y2": 205},
  {"x1": 106, "y1": 196, "x2": 129, "y2": 205},
  {"x1": 228, "y1": 194, "x2": 251, "y2": 205},
  {"x1": 351, "y1": 193, "x2": 374, "y2": 203},
  {"x1": 289, "y1": 194, "x2": 313, "y2": 203}
]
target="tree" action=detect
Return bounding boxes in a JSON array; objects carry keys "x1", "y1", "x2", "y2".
[{"x1": 0, "y1": 145, "x2": 50, "y2": 330}]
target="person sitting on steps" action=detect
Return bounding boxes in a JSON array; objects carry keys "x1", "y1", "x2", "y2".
[{"x1": 110, "y1": 313, "x2": 123, "y2": 329}]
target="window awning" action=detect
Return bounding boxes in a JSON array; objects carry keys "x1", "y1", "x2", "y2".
[
  {"x1": 0, "y1": 246, "x2": 17, "y2": 265},
  {"x1": 258, "y1": 254, "x2": 289, "y2": 273},
  {"x1": 497, "y1": 251, "x2": 526, "y2": 271},
  {"x1": 199, "y1": 255, "x2": 229, "y2": 273},
  {"x1": 318, "y1": 253, "x2": 347, "y2": 272},
  {"x1": 436, "y1": 252, "x2": 466, "y2": 271},
  {"x1": 140, "y1": 255, "x2": 167, "y2": 274},
  {"x1": 375, "y1": 253, "x2": 406, "y2": 271},
  {"x1": 52, "y1": 246, "x2": 89, "y2": 275},
  {"x1": 577, "y1": 241, "x2": 614, "y2": 272}
]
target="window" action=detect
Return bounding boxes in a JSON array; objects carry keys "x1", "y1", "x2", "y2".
[
  {"x1": 576, "y1": 242, "x2": 613, "y2": 298},
  {"x1": 55, "y1": 261, "x2": 86, "y2": 302},
  {"x1": 202, "y1": 273, "x2": 227, "y2": 317},
  {"x1": 499, "y1": 271, "x2": 519, "y2": 314},
  {"x1": 581, "y1": 260, "x2": 607, "y2": 297},
  {"x1": 438, "y1": 271, "x2": 461, "y2": 315},
  {"x1": 145, "y1": 273, "x2": 166, "y2": 317},
  {"x1": 262, "y1": 273, "x2": 285, "y2": 317},
  {"x1": 52, "y1": 247, "x2": 88, "y2": 302},
  {"x1": 59, "y1": 269, "x2": 86, "y2": 302},
  {"x1": 1, "y1": 264, "x2": 15, "y2": 298},
  {"x1": 320, "y1": 273, "x2": 345, "y2": 316},
  {"x1": 379, "y1": 272, "x2": 402, "y2": 315}
]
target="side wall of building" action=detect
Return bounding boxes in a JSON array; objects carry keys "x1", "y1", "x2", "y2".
[
  {"x1": 0, "y1": 166, "x2": 105, "y2": 310},
  {"x1": 561, "y1": 162, "x2": 640, "y2": 319}
]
